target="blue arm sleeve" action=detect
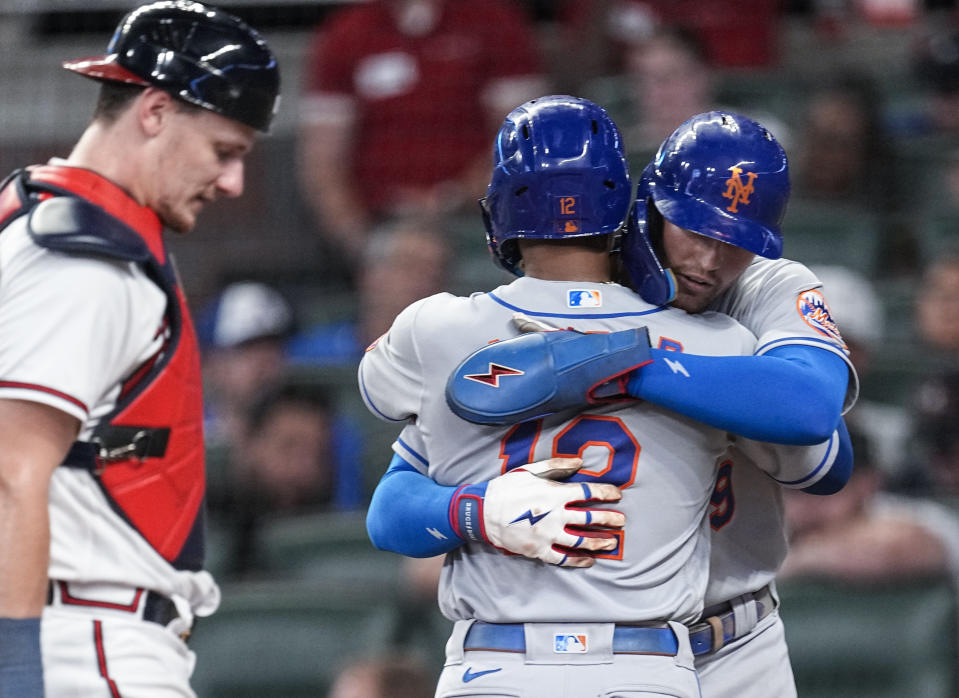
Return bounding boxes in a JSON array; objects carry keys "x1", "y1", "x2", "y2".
[
  {"x1": 802, "y1": 417, "x2": 853, "y2": 495},
  {"x1": 366, "y1": 454, "x2": 465, "y2": 557},
  {"x1": 628, "y1": 344, "x2": 849, "y2": 445},
  {"x1": 0, "y1": 617, "x2": 43, "y2": 697}
]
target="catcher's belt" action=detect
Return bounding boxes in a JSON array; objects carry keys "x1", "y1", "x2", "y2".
[
  {"x1": 688, "y1": 584, "x2": 775, "y2": 656},
  {"x1": 46, "y1": 580, "x2": 191, "y2": 642}
]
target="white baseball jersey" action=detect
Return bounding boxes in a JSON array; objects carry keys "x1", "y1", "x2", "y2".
[
  {"x1": 0, "y1": 215, "x2": 219, "y2": 613},
  {"x1": 0, "y1": 214, "x2": 216, "y2": 695},
  {"x1": 361, "y1": 276, "x2": 761, "y2": 626}
]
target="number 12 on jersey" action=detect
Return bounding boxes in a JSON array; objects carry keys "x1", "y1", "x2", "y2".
[{"x1": 498, "y1": 414, "x2": 639, "y2": 560}]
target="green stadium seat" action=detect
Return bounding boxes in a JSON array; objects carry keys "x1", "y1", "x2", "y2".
[
  {"x1": 189, "y1": 579, "x2": 401, "y2": 698},
  {"x1": 250, "y1": 511, "x2": 404, "y2": 594},
  {"x1": 919, "y1": 210, "x2": 959, "y2": 263},
  {"x1": 779, "y1": 576, "x2": 959, "y2": 698}
]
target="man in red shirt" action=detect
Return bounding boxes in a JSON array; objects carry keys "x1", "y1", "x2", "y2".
[{"x1": 298, "y1": 0, "x2": 547, "y2": 266}]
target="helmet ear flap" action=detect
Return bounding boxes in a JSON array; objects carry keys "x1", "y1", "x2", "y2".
[
  {"x1": 480, "y1": 196, "x2": 522, "y2": 276},
  {"x1": 620, "y1": 163, "x2": 676, "y2": 306},
  {"x1": 624, "y1": 199, "x2": 676, "y2": 306}
]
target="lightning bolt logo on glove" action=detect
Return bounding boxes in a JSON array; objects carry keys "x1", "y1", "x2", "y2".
[{"x1": 510, "y1": 509, "x2": 550, "y2": 526}]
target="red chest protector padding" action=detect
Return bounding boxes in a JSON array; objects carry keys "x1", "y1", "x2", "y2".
[{"x1": 0, "y1": 168, "x2": 206, "y2": 571}]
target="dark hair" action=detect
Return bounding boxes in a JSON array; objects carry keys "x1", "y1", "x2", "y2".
[
  {"x1": 914, "y1": 372, "x2": 959, "y2": 456},
  {"x1": 846, "y1": 423, "x2": 876, "y2": 472},
  {"x1": 657, "y1": 25, "x2": 709, "y2": 66},
  {"x1": 92, "y1": 82, "x2": 205, "y2": 124},
  {"x1": 92, "y1": 82, "x2": 145, "y2": 123},
  {"x1": 914, "y1": 30, "x2": 959, "y2": 94},
  {"x1": 246, "y1": 379, "x2": 334, "y2": 434}
]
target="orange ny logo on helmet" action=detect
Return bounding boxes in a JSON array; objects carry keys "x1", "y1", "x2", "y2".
[{"x1": 722, "y1": 166, "x2": 758, "y2": 213}]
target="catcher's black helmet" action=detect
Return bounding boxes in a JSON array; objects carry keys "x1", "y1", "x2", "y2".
[{"x1": 63, "y1": 1, "x2": 280, "y2": 132}]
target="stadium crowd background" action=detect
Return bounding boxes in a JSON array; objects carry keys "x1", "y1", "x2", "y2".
[{"x1": 3, "y1": 1, "x2": 959, "y2": 695}]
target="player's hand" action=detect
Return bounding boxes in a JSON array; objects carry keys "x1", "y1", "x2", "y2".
[
  {"x1": 511, "y1": 313, "x2": 564, "y2": 333},
  {"x1": 450, "y1": 457, "x2": 626, "y2": 567}
]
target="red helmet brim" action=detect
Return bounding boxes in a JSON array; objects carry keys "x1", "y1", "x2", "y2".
[{"x1": 62, "y1": 55, "x2": 150, "y2": 86}]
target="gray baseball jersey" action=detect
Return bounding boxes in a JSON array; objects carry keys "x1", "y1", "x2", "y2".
[
  {"x1": 696, "y1": 256, "x2": 859, "y2": 698},
  {"x1": 705, "y1": 256, "x2": 858, "y2": 607},
  {"x1": 362, "y1": 276, "x2": 757, "y2": 626}
]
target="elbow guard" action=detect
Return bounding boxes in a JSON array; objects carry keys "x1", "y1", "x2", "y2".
[{"x1": 446, "y1": 327, "x2": 652, "y2": 425}]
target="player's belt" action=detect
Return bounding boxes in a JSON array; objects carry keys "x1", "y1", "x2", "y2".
[
  {"x1": 687, "y1": 584, "x2": 776, "y2": 656},
  {"x1": 464, "y1": 622, "x2": 679, "y2": 656},
  {"x1": 46, "y1": 581, "x2": 184, "y2": 636}
]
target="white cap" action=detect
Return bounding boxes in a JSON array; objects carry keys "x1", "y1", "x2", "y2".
[
  {"x1": 204, "y1": 282, "x2": 295, "y2": 349},
  {"x1": 811, "y1": 265, "x2": 883, "y2": 348}
]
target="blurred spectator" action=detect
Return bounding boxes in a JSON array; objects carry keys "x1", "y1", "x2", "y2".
[
  {"x1": 601, "y1": 26, "x2": 790, "y2": 172},
  {"x1": 811, "y1": 265, "x2": 883, "y2": 371},
  {"x1": 197, "y1": 281, "x2": 297, "y2": 450},
  {"x1": 900, "y1": 372, "x2": 959, "y2": 496},
  {"x1": 780, "y1": 426, "x2": 959, "y2": 584},
  {"x1": 622, "y1": 27, "x2": 715, "y2": 161},
  {"x1": 791, "y1": 73, "x2": 918, "y2": 276},
  {"x1": 287, "y1": 217, "x2": 452, "y2": 366},
  {"x1": 401, "y1": 555, "x2": 445, "y2": 603},
  {"x1": 812, "y1": 265, "x2": 912, "y2": 477},
  {"x1": 394, "y1": 554, "x2": 450, "y2": 669},
  {"x1": 554, "y1": 0, "x2": 781, "y2": 83},
  {"x1": 298, "y1": 0, "x2": 548, "y2": 271},
  {"x1": 792, "y1": 73, "x2": 894, "y2": 205},
  {"x1": 891, "y1": 27, "x2": 959, "y2": 138},
  {"x1": 327, "y1": 654, "x2": 434, "y2": 698},
  {"x1": 546, "y1": 0, "x2": 660, "y2": 92},
  {"x1": 886, "y1": 257, "x2": 959, "y2": 493},
  {"x1": 217, "y1": 378, "x2": 366, "y2": 576},
  {"x1": 916, "y1": 255, "x2": 959, "y2": 357}
]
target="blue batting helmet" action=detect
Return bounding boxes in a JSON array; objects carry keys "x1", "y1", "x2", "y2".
[
  {"x1": 482, "y1": 95, "x2": 632, "y2": 276},
  {"x1": 63, "y1": 1, "x2": 280, "y2": 132},
  {"x1": 621, "y1": 111, "x2": 790, "y2": 306}
]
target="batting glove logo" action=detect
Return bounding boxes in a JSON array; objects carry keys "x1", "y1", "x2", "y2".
[{"x1": 509, "y1": 509, "x2": 550, "y2": 526}]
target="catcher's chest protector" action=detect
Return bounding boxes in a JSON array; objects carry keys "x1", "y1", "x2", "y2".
[{"x1": 0, "y1": 165, "x2": 207, "y2": 571}]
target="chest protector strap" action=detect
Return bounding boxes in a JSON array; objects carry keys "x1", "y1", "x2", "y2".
[{"x1": 2, "y1": 171, "x2": 207, "y2": 571}]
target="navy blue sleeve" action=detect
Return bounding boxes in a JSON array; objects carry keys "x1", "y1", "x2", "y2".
[
  {"x1": 802, "y1": 417, "x2": 853, "y2": 495},
  {"x1": 628, "y1": 344, "x2": 849, "y2": 445},
  {"x1": 0, "y1": 617, "x2": 43, "y2": 697},
  {"x1": 366, "y1": 454, "x2": 465, "y2": 557}
]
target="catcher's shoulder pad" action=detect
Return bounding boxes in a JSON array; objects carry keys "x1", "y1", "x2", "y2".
[
  {"x1": 27, "y1": 196, "x2": 151, "y2": 262},
  {"x1": 445, "y1": 326, "x2": 652, "y2": 425}
]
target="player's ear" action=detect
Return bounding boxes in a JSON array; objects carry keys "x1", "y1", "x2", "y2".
[{"x1": 137, "y1": 88, "x2": 177, "y2": 138}]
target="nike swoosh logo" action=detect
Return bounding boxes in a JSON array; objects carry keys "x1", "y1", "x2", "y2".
[
  {"x1": 509, "y1": 509, "x2": 549, "y2": 526},
  {"x1": 462, "y1": 667, "x2": 503, "y2": 683}
]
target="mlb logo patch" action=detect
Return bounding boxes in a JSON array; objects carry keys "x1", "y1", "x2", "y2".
[
  {"x1": 554, "y1": 633, "x2": 588, "y2": 653},
  {"x1": 797, "y1": 289, "x2": 845, "y2": 346},
  {"x1": 555, "y1": 219, "x2": 582, "y2": 234},
  {"x1": 568, "y1": 289, "x2": 601, "y2": 308}
]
